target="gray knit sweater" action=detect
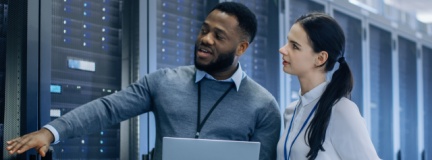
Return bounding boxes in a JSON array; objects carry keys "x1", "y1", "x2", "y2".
[{"x1": 49, "y1": 65, "x2": 281, "y2": 160}]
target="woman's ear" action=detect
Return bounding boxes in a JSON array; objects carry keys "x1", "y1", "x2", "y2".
[
  {"x1": 235, "y1": 41, "x2": 249, "y2": 57},
  {"x1": 315, "y1": 51, "x2": 328, "y2": 67}
]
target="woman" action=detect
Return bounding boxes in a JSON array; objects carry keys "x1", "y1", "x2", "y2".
[{"x1": 276, "y1": 12, "x2": 380, "y2": 160}]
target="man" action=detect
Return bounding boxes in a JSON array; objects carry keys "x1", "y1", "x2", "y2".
[{"x1": 6, "y1": 2, "x2": 281, "y2": 160}]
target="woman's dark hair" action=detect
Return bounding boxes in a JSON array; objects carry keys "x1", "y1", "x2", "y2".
[
  {"x1": 210, "y1": 2, "x2": 257, "y2": 43},
  {"x1": 295, "y1": 12, "x2": 354, "y2": 159}
]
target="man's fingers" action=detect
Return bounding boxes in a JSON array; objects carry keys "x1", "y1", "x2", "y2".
[
  {"x1": 37, "y1": 145, "x2": 49, "y2": 157},
  {"x1": 6, "y1": 140, "x2": 16, "y2": 150},
  {"x1": 15, "y1": 137, "x2": 32, "y2": 154},
  {"x1": 6, "y1": 138, "x2": 23, "y2": 153},
  {"x1": 6, "y1": 137, "x2": 21, "y2": 145}
]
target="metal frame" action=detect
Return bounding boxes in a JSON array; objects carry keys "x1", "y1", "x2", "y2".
[
  {"x1": 279, "y1": 0, "x2": 290, "y2": 122},
  {"x1": 422, "y1": 44, "x2": 432, "y2": 160},
  {"x1": 39, "y1": 0, "x2": 52, "y2": 134},
  {"x1": 26, "y1": 0, "x2": 40, "y2": 140},
  {"x1": 391, "y1": 31, "x2": 401, "y2": 160},
  {"x1": 139, "y1": 0, "x2": 157, "y2": 158},
  {"x1": 120, "y1": 0, "x2": 140, "y2": 159},
  {"x1": 416, "y1": 42, "x2": 425, "y2": 160}
]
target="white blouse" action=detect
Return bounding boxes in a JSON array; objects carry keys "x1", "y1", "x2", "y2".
[{"x1": 276, "y1": 82, "x2": 380, "y2": 160}]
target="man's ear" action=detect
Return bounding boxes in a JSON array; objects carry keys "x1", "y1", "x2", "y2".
[
  {"x1": 235, "y1": 41, "x2": 249, "y2": 56},
  {"x1": 315, "y1": 51, "x2": 328, "y2": 67}
]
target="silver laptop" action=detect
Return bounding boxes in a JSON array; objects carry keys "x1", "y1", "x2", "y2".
[{"x1": 162, "y1": 137, "x2": 260, "y2": 160}]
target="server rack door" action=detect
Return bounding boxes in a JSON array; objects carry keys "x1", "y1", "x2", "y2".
[
  {"x1": 287, "y1": 0, "x2": 324, "y2": 101},
  {"x1": 369, "y1": 25, "x2": 393, "y2": 160},
  {"x1": 333, "y1": 10, "x2": 364, "y2": 114},
  {"x1": 0, "y1": 1, "x2": 6, "y2": 120},
  {"x1": 0, "y1": 1, "x2": 7, "y2": 159},
  {"x1": 3, "y1": 0, "x2": 33, "y2": 159},
  {"x1": 423, "y1": 46, "x2": 432, "y2": 160},
  {"x1": 398, "y1": 36, "x2": 418, "y2": 160},
  {"x1": 50, "y1": 0, "x2": 123, "y2": 159}
]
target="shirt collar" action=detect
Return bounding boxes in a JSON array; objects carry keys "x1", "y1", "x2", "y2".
[
  {"x1": 195, "y1": 64, "x2": 245, "y2": 91},
  {"x1": 298, "y1": 81, "x2": 328, "y2": 106}
]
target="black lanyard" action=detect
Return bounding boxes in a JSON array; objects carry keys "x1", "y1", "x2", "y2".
[{"x1": 195, "y1": 81, "x2": 235, "y2": 138}]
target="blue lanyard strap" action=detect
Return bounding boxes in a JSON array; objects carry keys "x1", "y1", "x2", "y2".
[{"x1": 284, "y1": 103, "x2": 318, "y2": 160}]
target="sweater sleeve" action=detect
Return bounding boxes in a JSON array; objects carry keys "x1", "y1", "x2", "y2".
[
  {"x1": 329, "y1": 98, "x2": 381, "y2": 160},
  {"x1": 251, "y1": 99, "x2": 281, "y2": 160},
  {"x1": 48, "y1": 72, "x2": 156, "y2": 140}
]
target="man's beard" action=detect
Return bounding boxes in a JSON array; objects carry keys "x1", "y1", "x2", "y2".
[{"x1": 194, "y1": 45, "x2": 236, "y2": 73}]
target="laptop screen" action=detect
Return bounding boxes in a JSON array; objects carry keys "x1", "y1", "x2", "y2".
[{"x1": 162, "y1": 137, "x2": 260, "y2": 160}]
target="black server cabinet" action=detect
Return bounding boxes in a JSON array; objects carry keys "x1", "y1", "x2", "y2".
[
  {"x1": 0, "y1": 1, "x2": 7, "y2": 122},
  {"x1": 0, "y1": 2, "x2": 7, "y2": 159},
  {"x1": 49, "y1": 0, "x2": 123, "y2": 159},
  {"x1": 398, "y1": 36, "x2": 418, "y2": 160},
  {"x1": 369, "y1": 25, "x2": 393, "y2": 160}
]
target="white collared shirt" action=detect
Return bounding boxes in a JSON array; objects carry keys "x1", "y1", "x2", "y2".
[
  {"x1": 195, "y1": 64, "x2": 246, "y2": 91},
  {"x1": 277, "y1": 82, "x2": 380, "y2": 160}
]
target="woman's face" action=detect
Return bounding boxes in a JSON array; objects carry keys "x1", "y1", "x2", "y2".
[{"x1": 279, "y1": 23, "x2": 318, "y2": 77}]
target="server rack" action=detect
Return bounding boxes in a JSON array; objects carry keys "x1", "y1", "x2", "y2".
[
  {"x1": 3, "y1": 0, "x2": 39, "y2": 159},
  {"x1": 48, "y1": 0, "x2": 123, "y2": 159},
  {"x1": 0, "y1": 2, "x2": 7, "y2": 159},
  {"x1": 398, "y1": 36, "x2": 418, "y2": 160},
  {"x1": 0, "y1": 0, "x2": 7, "y2": 122},
  {"x1": 369, "y1": 24, "x2": 394, "y2": 159}
]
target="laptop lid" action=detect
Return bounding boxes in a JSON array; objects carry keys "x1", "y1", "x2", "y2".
[{"x1": 162, "y1": 137, "x2": 260, "y2": 160}]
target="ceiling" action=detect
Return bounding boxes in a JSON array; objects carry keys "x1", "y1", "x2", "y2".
[{"x1": 384, "y1": 0, "x2": 432, "y2": 23}]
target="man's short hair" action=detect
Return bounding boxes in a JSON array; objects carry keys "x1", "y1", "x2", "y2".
[{"x1": 210, "y1": 2, "x2": 257, "y2": 43}]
